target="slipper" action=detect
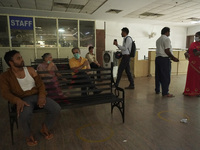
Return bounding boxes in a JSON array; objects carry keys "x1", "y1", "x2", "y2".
[
  {"x1": 40, "y1": 129, "x2": 53, "y2": 140},
  {"x1": 26, "y1": 136, "x2": 38, "y2": 146},
  {"x1": 163, "y1": 94, "x2": 175, "y2": 98}
]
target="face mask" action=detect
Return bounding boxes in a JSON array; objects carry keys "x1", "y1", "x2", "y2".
[
  {"x1": 195, "y1": 37, "x2": 200, "y2": 42},
  {"x1": 47, "y1": 61, "x2": 51, "y2": 64},
  {"x1": 74, "y1": 53, "x2": 80, "y2": 59}
]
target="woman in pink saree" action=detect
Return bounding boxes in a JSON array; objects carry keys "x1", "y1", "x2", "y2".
[
  {"x1": 184, "y1": 31, "x2": 200, "y2": 96},
  {"x1": 37, "y1": 53, "x2": 69, "y2": 103}
]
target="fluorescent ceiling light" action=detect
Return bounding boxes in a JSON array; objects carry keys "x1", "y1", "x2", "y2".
[
  {"x1": 58, "y1": 28, "x2": 65, "y2": 32},
  {"x1": 191, "y1": 20, "x2": 200, "y2": 24}
]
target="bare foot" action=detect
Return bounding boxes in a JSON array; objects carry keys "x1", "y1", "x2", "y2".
[{"x1": 163, "y1": 94, "x2": 175, "y2": 98}]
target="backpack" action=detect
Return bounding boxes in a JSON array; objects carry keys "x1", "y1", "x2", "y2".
[{"x1": 125, "y1": 36, "x2": 136, "y2": 57}]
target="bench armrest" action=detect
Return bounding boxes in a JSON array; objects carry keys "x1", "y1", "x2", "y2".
[{"x1": 114, "y1": 87, "x2": 125, "y2": 99}]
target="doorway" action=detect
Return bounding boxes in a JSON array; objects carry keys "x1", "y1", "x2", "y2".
[{"x1": 96, "y1": 29, "x2": 105, "y2": 66}]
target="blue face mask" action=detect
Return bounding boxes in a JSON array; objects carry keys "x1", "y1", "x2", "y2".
[
  {"x1": 195, "y1": 37, "x2": 200, "y2": 42},
  {"x1": 74, "y1": 53, "x2": 80, "y2": 59}
]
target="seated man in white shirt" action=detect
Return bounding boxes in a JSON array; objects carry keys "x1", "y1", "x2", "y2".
[{"x1": 85, "y1": 46, "x2": 101, "y2": 80}]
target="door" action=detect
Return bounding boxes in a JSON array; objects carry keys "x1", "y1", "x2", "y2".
[
  {"x1": 186, "y1": 35, "x2": 194, "y2": 48},
  {"x1": 96, "y1": 29, "x2": 105, "y2": 66}
]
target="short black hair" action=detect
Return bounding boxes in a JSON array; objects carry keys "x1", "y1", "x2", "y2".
[
  {"x1": 41, "y1": 53, "x2": 51, "y2": 61},
  {"x1": 161, "y1": 27, "x2": 170, "y2": 35},
  {"x1": 71, "y1": 47, "x2": 80, "y2": 54},
  {"x1": 89, "y1": 46, "x2": 94, "y2": 51},
  {"x1": 122, "y1": 27, "x2": 129, "y2": 34},
  {"x1": 4, "y1": 50, "x2": 20, "y2": 67},
  {"x1": 196, "y1": 31, "x2": 200, "y2": 36}
]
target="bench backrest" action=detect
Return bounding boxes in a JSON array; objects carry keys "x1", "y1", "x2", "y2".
[
  {"x1": 31, "y1": 58, "x2": 69, "y2": 64},
  {"x1": 37, "y1": 64, "x2": 114, "y2": 105},
  {"x1": 31, "y1": 63, "x2": 70, "y2": 70}
]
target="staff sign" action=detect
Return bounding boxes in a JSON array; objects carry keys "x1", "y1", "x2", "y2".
[{"x1": 9, "y1": 16, "x2": 33, "y2": 30}]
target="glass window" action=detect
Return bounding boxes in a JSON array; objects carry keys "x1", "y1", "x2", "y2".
[
  {"x1": 0, "y1": 16, "x2": 9, "y2": 47},
  {"x1": 10, "y1": 17, "x2": 34, "y2": 47},
  {"x1": 11, "y1": 29, "x2": 34, "y2": 47},
  {"x1": 35, "y1": 18, "x2": 57, "y2": 47},
  {"x1": 80, "y1": 21, "x2": 95, "y2": 47},
  {"x1": 58, "y1": 19, "x2": 78, "y2": 47}
]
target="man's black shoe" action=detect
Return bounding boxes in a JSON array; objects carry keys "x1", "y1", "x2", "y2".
[
  {"x1": 81, "y1": 93, "x2": 87, "y2": 96},
  {"x1": 125, "y1": 85, "x2": 134, "y2": 89},
  {"x1": 92, "y1": 87, "x2": 102, "y2": 95},
  {"x1": 94, "y1": 89, "x2": 102, "y2": 95},
  {"x1": 97, "y1": 78, "x2": 103, "y2": 82},
  {"x1": 112, "y1": 83, "x2": 118, "y2": 88}
]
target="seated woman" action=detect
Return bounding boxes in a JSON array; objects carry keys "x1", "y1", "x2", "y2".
[{"x1": 37, "y1": 53, "x2": 68, "y2": 103}]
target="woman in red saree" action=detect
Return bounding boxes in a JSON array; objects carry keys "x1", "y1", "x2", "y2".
[{"x1": 184, "y1": 31, "x2": 200, "y2": 96}]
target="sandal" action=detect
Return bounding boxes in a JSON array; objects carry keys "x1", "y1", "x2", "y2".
[
  {"x1": 163, "y1": 94, "x2": 175, "y2": 98},
  {"x1": 40, "y1": 129, "x2": 53, "y2": 140},
  {"x1": 26, "y1": 136, "x2": 38, "y2": 146}
]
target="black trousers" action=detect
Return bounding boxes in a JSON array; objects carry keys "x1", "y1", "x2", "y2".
[
  {"x1": 72, "y1": 72, "x2": 95, "y2": 95},
  {"x1": 90, "y1": 62, "x2": 101, "y2": 79},
  {"x1": 116, "y1": 55, "x2": 134, "y2": 87},
  {"x1": 155, "y1": 56, "x2": 171, "y2": 96}
]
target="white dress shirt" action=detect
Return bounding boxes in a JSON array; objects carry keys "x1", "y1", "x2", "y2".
[
  {"x1": 85, "y1": 53, "x2": 97, "y2": 64},
  {"x1": 117, "y1": 36, "x2": 132, "y2": 55},
  {"x1": 156, "y1": 35, "x2": 172, "y2": 57}
]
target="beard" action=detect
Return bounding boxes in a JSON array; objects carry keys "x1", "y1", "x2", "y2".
[{"x1": 14, "y1": 61, "x2": 25, "y2": 68}]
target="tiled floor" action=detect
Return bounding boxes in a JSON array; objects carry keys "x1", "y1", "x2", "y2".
[{"x1": 1, "y1": 75, "x2": 200, "y2": 150}]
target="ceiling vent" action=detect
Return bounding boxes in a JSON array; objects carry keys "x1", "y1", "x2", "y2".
[
  {"x1": 106, "y1": 9, "x2": 122, "y2": 14},
  {"x1": 54, "y1": 2, "x2": 84, "y2": 9},
  {"x1": 187, "y1": 17, "x2": 200, "y2": 21},
  {"x1": 187, "y1": 17, "x2": 200, "y2": 24},
  {"x1": 140, "y1": 12, "x2": 164, "y2": 17}
]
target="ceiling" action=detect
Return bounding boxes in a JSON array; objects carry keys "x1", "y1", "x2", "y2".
[{"x1": 0, "y1": 0, "x2": 200, "y2": 27}]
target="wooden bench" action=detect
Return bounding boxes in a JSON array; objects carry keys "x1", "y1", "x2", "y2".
[{"x1": 8, "y1": 63, "x2": 125, "y2": 144}]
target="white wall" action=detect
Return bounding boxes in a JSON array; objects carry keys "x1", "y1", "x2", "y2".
[
  {"x1": 96, "y1": 20, "x2": 105, "y2": 30},
  {"x1": 0, "y1": 48, "x2": 10, "y2": 72},
  {"x1": 187, "y1": 25, "x2": 200, "y2": 35},
  {"x1": 104, "y1": 21, "x2": 187, "y2": 60}
]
